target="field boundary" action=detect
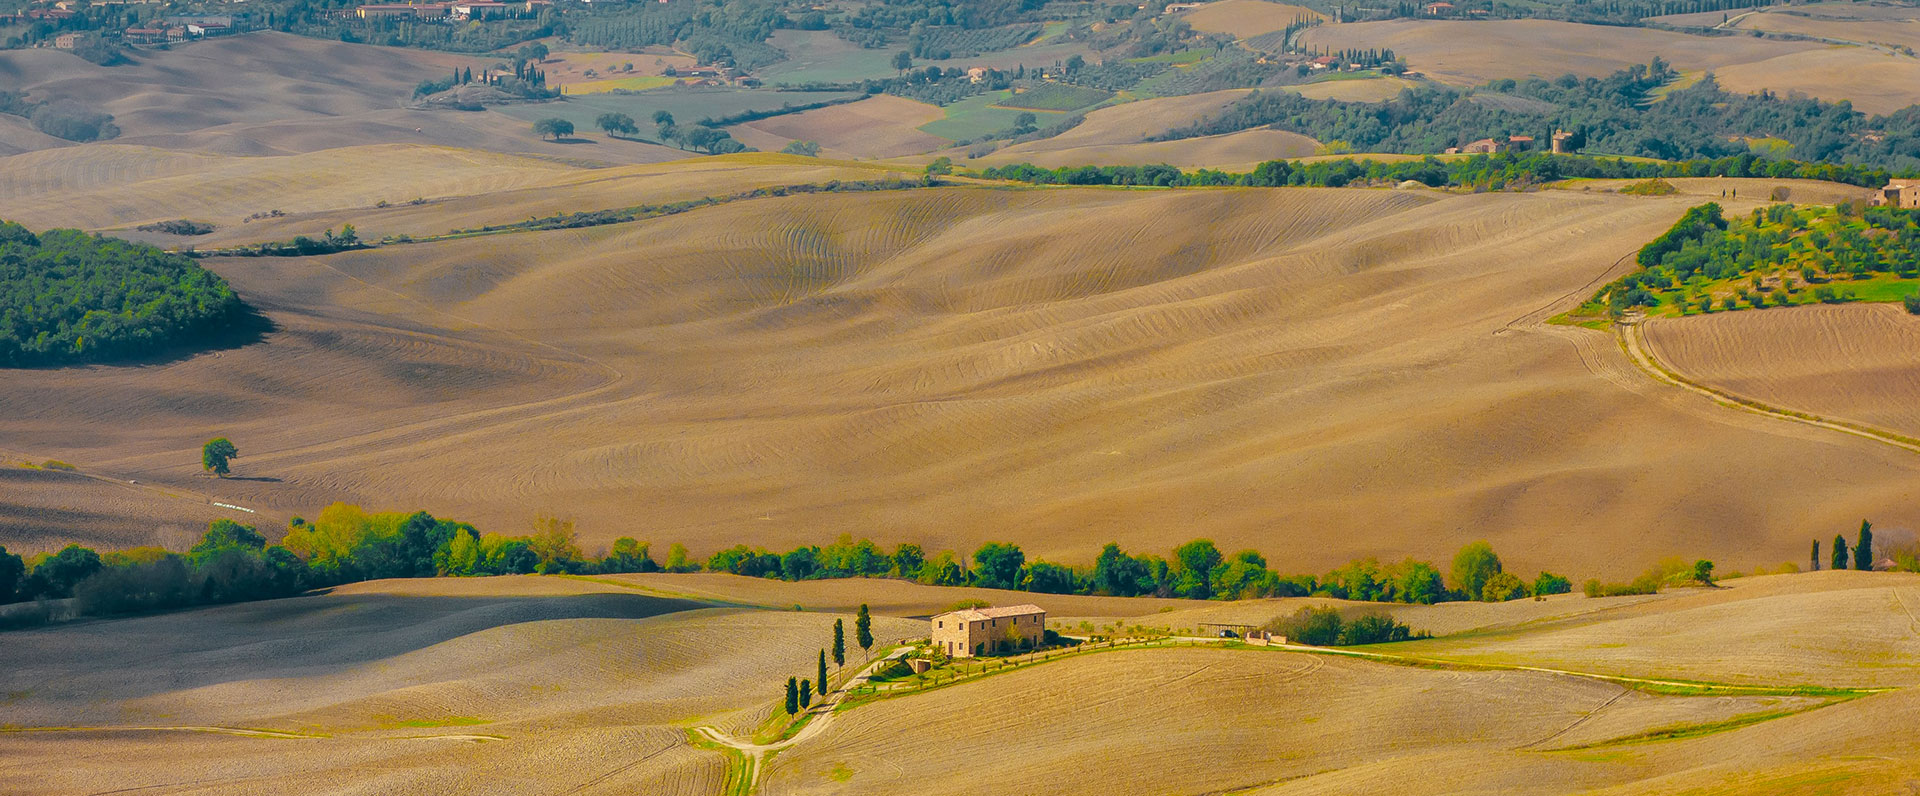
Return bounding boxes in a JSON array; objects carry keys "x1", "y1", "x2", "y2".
[{"x1": 1617, "y1": 321, "x2": 1920, "y2": 456}]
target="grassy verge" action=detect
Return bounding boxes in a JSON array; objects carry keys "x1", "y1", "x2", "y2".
[
  {"x1": 1552, "y1": 698, "x2": 1857, "y2": 750},
  {"x1": 685, "y1": 728, "x2": 755, "y2": 796}
]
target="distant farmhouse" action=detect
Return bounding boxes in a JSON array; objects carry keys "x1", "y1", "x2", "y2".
[
  {"x1": 1873, "y1": 180, "x2": 1920, "y2": 209},
  {"x1": 1446, "y1": 131, "x2": 1574, "y2": 155},
  {"x1": 931, "y1": 604, "x2": 1045, "y2": 658}
]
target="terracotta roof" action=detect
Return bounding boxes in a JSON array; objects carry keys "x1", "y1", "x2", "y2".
[{"x1": 937, "y1": 603, "x2": 1045, "y2": 621}]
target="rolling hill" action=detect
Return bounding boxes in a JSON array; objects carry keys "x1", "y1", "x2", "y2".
[{"x1": 4, "y1": 169, "x2": 1918, "y2": 577}]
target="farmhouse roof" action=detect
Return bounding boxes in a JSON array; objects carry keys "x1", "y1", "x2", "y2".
[
  {"x1": 1508, "y1": 134, "x2": 1534, "y2": 142},
  {"x1": 936, "y1": 604, "x2": 1045, "y2": 621}
]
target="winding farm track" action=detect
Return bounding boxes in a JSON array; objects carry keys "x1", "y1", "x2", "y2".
[{"x1": 693, "y1": 649, "x2": 909, "y2": 793}]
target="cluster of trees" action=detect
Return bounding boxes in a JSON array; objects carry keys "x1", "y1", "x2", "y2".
[
  {"x1": 1812, "y1": 521, "x2": 1878, "y2": 572},
  {"x1": 1589, "y1": 201, "x2": 1920, "y2": 316},
  {"x1": 0, "y1": 221, "x2": 249, "y2": 367},
  {"x1": 1156, "y1": 60, "x2": 1920, "y2": 172},
  {"x1": 1263, "y1": 606, "x2": 1421, "y2": 646},
  {"x1": 703, "y1": 535, "x2": 1570, "y2": 606},
  {"x1": 0, "y1": 91, "x2": 118, "y2": 143},
  {"x1": 649, "y1": 111, "x2": 749, "y2": 154},
  {"x1": 219, "y1": 225, "x2": 364, "y2": 257},
  {"x1": 0, "y1": 505, "x2": 686, "y2": 621},
  {"x1": 265, "y1": 0, "x2": 556, "y2": 54},
  {"x1": 976, "y1": 150, "x2": 1901, "y2": 192},
  {"x1": 781, "y1": 606, "x2": 876, "y2": 716}
]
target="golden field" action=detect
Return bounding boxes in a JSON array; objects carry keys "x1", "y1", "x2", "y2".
[
  {"x1": 2, "y1": 162, "x2": 1917, "y2": 577},
  {"x1": 7, "y1": 572, "x2": 1919, "y2": 794}
]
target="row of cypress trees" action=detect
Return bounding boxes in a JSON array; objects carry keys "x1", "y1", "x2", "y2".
[
  {"x1": 1811, "y1": 520, "x2": 1877, "y2": 572},
  {"x1": 783, "y1": 605, "x2": 876, "y2": 716}
]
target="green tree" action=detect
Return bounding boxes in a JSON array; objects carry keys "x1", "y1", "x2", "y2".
[
  {"x1": 191, "y1": 519, "x2": 265, "y2": 557},
  {"x1": 1832, "y1": 534, "x2": 1849, "y2": 571},
  {"x1": 892, "y1": 50, "x2": 912, "y2": 72},
  {"x1": 201, "y1": 437, "x2": 238, "y2": 477},
  {"x1": 532, "y1": 117, "x2": 574, "y2": 140},
  {"x1": 818, "y1": 649, "x2": 829, "y2": 696},
  {"x1": 31, "y1": 544, "x2": 103, "y2": 598},
  {"x1": 925, "y1": 156, "x2": 953, "y2": 177},
  {"x1": 1811, "y1": 538, "x2": 1820, "y2": 572},
  {"x1": 1481, "y1": 572, "x2": 1528, "y2": 602},
  {"x1": 971, "y1": 542, "x2": 1025, "y2": 589},
  {"x1": 799, "y1": 678, "x2": 813, "y2": 708},
  {"x1": 652, "y1": 110, "x2": 675, "y2": 127},
  {"x1": 780, "y1": 140, "x2": 821, "y2": 156},
  {"x1": 785, "y1": 677, "x2": 798, "y2": 715},
  {"x1": 0, "y1": 544, "x2": 23, "y2": 603},
  {"x1": 855, "y1": 603, "x2": 874, "y2": 655},
  {"x1": 666, "y1": 543, "x2": 696, "y2": 573},
  {"x1": 1692, "y1": 559, "x2": 1715, "y2": 585},
  {"x1": 1533, "y1": 572, "x2": 1572, "y2": 595},
  {"x1": 891, "y1": 543, "x2": 924, "y2": 579},
  {"x1": 832, "y1": 618, "x2": 846, "y2": 666},
  {"x1": 1450, "y1": 541, "x2": 1502, "y2": 600},
  {"x1": 1855, "y1": 520, "x2": 1874, "y2": 570},
  {"x1": 595, "y1": 112, "x2": 637, "y2": 137},
  {"x1": 1172, "y1": 539, "x2": 1223, "y2": 599}
]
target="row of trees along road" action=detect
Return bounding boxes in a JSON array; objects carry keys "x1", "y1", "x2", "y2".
[{"x1": 783, "y1": 605, "x2": 875, "y2": 716}]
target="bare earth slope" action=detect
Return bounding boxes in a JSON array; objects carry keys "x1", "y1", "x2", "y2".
[
  {"x1": 1643, "y1": 304, "x2": 1920, "y2": 440},
  {"x1": 0, "y1": 577, "x2": 924, "y2": 795},
  {"x1": 7, "y1": 181, "x2": 1920, "y2": 573},
  {"x1": 0, "y1": 34, "x2": 686, "y2": 162}
]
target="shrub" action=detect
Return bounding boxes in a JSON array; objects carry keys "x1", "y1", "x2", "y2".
[
  {"x1": 1620, "y1": 177, "x2": 1678, "y2": 196},
  {"x1": 135, "y1": 220, "x2": 215, "y2": 236},
  {"x1": 1904, "y1": 293, "x2": 1920, "y2": 315}
]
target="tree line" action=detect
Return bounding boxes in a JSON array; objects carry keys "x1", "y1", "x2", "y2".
[
  {"x1": 974, "y1": 150, "x2": 1903, "y2": 192},
  {"x1": 6, "y1": 502, "x2": 1896, "y2": 628},
  {"x1": 1154, "y1": 60, "x2": 1920, "y2": 172},
  {"x1": 0, "y1": 221, "x2": 249, "y2": 367}
]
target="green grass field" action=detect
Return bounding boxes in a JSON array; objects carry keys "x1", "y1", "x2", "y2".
[
  {"x1": 1644, "y1": 274, "x2": 1919, "y2": 318},
  {"x1": 756, "y1": 30, "x2": 900, "y2": 84},
  {"x1": 996, "y1": 84, "x2": 1114, "y2": 111},
  {"x1": 918, "y1": 90, "x2": 1068, "y2": 141}
]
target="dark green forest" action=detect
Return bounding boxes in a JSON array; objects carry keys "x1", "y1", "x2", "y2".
[
  {"x1": 1158, "y1": 60, "x2": 1920, "y2": 172},
  {"x1": 0, "y1": 221, "x2": 250, "y2": 367}
]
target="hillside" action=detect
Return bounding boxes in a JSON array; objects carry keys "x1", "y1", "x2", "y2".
[
  {"x1": 5, "y1": 172, "x2": 1919, "y2": 574},
  {"x1": 10, "y1": 572, "x2": 1907, "y2": 795},
  {"x1": 1643, "y1": 304, "x2": 1920, "y2": 441},
  {"x1": 0, "y1": 33, "x2": 685, "y2": 163}
]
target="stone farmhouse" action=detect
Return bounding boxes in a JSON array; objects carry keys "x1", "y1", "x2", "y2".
[
  {"x1": 931, "y1": 604, "x2": 1046, "y2": 658},
  {"x1": 1872, "y1": 180, "x2": 1920, "y2": 209}
]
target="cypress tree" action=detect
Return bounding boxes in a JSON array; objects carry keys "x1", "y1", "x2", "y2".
[
  {"x1": 799, "y1": 678, "x2": 813, "y2": 708},
  {"x1": 856, "y1": 603, "x2": 873, "y2": 655},
  {"x1": 1855, "y1": 520, "x2": 1874, "y2": 570},
  {"x1": 817, "y1": 649, "x2": 828, "y2": 696},
  {"x1": 832, "y1": 618, "x2": 846, "y2": 666},
  {"x1": 1832, "y1": 534, "x2": 1849, "y2": 571},
  {"x1": 1810, "y1": 538, "x2": 1820, "y2": 571},
  {"x1": 784, "y1": 677, "x2": 798, "y2": 715}
]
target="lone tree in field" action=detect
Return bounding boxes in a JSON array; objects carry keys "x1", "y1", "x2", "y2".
[
  {"x1": 799, "y1": 678, "x2": 813, "y2": 708},
  {"x1": 1811, "y1": 539, "x2": 1820, "y2": 571},
  {"x1": 595, "y1": 112, "x2": 637, "y2": 138},
  {"x1": 1832, "y1": 534, "x2": 1849, "y2": 571},
  {"x1": 856, "y1": 603, "x2": 873, "y2": 656},
  {"x1": 201, "y1": 437, "x2": 238, "y2": 477},
  {"x1": 817, "y1": 649, "x2": 828, "y2": 696},
  {"x1": 891, "y1": 50, "x2": 912, "y2": 73},
  {"x1": 832, "y1": 618, "x2": 846, "y2": 666},
  {"x1": 1692, "y1": 559, "x2": 1715, "y2": 586},
  {"x1": 532, "y1": 117, "x2": 574, "y2": 140},
  {"x1": 1855, "y1": 520, "x2": 1874, "y2": 570},
  {"x1": 784, "y1": 677, "x2": 798, "y2": 715}
]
